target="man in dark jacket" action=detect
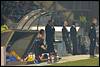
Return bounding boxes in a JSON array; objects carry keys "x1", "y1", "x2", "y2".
[
  {"x1": 70, "y1": 22, "x2": 78, "y2": 55},
  {"x1": 88, "y1": 18, "x2": 97, "y2": 58},
  {"x1": 33, "y1": 29, "x2": 47, "y2": 63},
  {"x1": 62, "y1": 20, "x2": 71, "y2": 54},
  {"x1": 45, "y1": 20, "x2": 55, "y2": 53}
]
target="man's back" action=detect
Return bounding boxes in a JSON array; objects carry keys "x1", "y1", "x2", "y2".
[{"x1": 70, "y1": 25, "x2": 77, "y2": 39}]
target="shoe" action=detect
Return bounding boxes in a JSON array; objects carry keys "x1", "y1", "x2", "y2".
[
  {"x1": 58, "y1": 57, "x2": 61, "y2": 60},
  {"x1": 34, "y1": 60, "x2": 40, "y2": 64},
  {"x1": 72, "y1": 54, "x2": 76, "y2": 55},
  {"x1": 90, "y1": 55, "x2": 97, "y2": 58},
  {"x1": 93, "y1": 55, "x2": 97, "y2": 57}
]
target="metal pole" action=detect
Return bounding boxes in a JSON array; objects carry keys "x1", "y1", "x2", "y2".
[{"x1": 1, "y1": 46, "x2": 6, "y2": 66}]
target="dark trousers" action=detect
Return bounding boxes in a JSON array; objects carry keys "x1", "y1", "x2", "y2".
[
  {"x1": 46, "y1": 42, "x2": 55, "y2": 53},
  {"x1": 71, "y1": 38, "x2": 78, "y2": 55},
  {"x1": 64, "y1": 41, "x2": 71, "y2": 53},
  {"x1": 90, "y1": 39, "x2": 96, "y2": 56}
]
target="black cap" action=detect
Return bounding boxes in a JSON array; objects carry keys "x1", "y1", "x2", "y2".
[{"x1": 6, "y1": 45, "x2": 13, "y2": 52}]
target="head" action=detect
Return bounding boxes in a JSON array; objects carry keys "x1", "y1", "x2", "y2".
[
  {"x1": 38, "y1": 29, "x2": 45, "y2": 39},
  {"x1": 29, "y1": 52, "x2": 32, "y2": 55},
  {"x1": 92, "y1": 17, "x2": 97, "y2": 26},
  {"x1": 48, "y1": 19, "x2": 53, "y2": 26},
  {"x1": 72, "y1": 22, "x2": 76, "y2": 26},
  {"x1": 28, "y1": 52, "x2": 33, "y2": 57},
  {"x1": 6, "y1": 45, "x2": 13, "y2": 52},
  {"x1": 64, "y1": 20, "x2": 68, "y2": 26}
]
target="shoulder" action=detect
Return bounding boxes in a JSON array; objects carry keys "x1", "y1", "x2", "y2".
[
  {"x1": 70, "y1": 26, "x2": 74, "y2": 30},
  {"x1": 62, "y1": 26, "x2": 64, "y2": 29},
  {"x1": 33, "y1": 38, "x2": 40, "y2": 44},
  {"x1": 45, "y1": 24, "x2": 50, "y2": 29},
  {"x1": 46, "y1": 24, "x2": 50, "y2": 27}
]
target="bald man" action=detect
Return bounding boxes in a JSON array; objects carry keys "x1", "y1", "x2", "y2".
[{"x1": 88, "y1": 17, "x2": 97, "y2": 58}]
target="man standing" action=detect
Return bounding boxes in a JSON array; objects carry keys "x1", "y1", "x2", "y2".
[
  {"x1": 70, "y1": 22, "x2": 78, "y2": 55},
  {"x1": 62, "y1": 20, "x2": 71, "y2": 54},
  {"x1": 45, "y1": 20, "x2": 55, "y2": 54},
  {"x1": 88, "y1": 17, "x2": 97, "y2": 58}
]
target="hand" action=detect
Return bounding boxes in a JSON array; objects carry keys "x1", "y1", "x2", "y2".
[{"x1": 41, "y1": 45, "x2": 47, "y2": 50}]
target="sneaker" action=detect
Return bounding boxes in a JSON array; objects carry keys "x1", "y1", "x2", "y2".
[{"x1": 57, "y1": 56, "x2": 61, "y2": 61}]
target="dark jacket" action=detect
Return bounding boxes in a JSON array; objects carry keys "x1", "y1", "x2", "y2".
[
  {"x1": 62, "y1": 26, "x2": 69, "y2": 41},
  {"x1": 45, "y1": 24, "x2": 55, "y2": 45},
  {"x1": 33, "y1": 38, "x2": 44, "y2": 56},
  {"x1": 88, "y1": 24, "x2": 96, "y2": 40},
  {"x1": 70, "y1": 25, "x2": 77, "y2": 40}
]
